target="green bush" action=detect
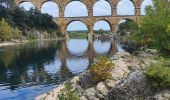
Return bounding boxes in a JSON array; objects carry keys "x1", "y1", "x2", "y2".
[
  {"x1": 131, "y1": 0, "x2": 170, "y2": 53},
  {"x1": 57, "y1": 80, "x2": 80, "y2": 100},
  {"x1": 89, "y1": 56, "x2": 114, "y2": 82},
  {"x1": 68, "y1": 31, "x2": 87, "y2": 39},
  {"x1": 145, "y1": 57, "x2": 170, "y2": 90},
  {"x1": 0, "y1": 18, "x2": 22, "y2": 41}
]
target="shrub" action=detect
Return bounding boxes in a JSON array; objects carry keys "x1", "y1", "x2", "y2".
[
  {"x1": 89, "y1": 56, "x2": 114, "y2": 82},
  {"x1": 57, "y1": 80, "x2": 80, "y2": 100},
  {"x1": 145, "y1": 57, "x2": 170, "y2": 90},
  {"x1": 0, "y1": 18, "x2": 13, "y2": 41}
]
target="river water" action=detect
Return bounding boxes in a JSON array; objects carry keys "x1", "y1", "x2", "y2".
[{"x1": 0, "y1": 39, "x2": 123, "y2": 100}]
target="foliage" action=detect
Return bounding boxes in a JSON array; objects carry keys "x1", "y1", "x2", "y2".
[
  {"x1": 89, "y1": 56, "x2": 114, "y2": 82},
  {"x1": 131, "y1": 0, "x2": 170, "y2": 53},
  {"x1": 0, "y1": 5, "x2": 59, "y2": 39},
  {"x1": 0, "y1": 18, "x2": 22, "y2": 41},
  {"x1": 68, "y1": 31, "x2": 87, "y2": 39},
  {"x1": 145, "y1": 56, "x2": 170, "y2": 90},
  {"x1": 94, "y1": 29, "x2": 110, "y2": 35},
  {"x1": 57, "y1": 80, "x2": 80, "y2": 100},
  {"x1": 118, "y1": 20, "x2": 139, "y2": 36}
]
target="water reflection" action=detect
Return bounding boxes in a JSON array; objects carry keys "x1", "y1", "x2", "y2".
[{"x1": 0, "y1": 39, "x2": 118, "y2": 100}]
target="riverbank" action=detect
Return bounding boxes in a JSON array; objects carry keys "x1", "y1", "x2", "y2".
[{"x1": 35, "y1": 49, "x2": 170, "y2": 100}]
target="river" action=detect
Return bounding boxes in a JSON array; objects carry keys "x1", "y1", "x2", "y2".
[{"x1": 0, "y1": 39, "x2": 123, "y2": 100}]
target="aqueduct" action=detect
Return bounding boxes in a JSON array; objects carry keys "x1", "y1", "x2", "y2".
[{"x1": 14, "y1": 0, "x2": 145, "y2": 36}]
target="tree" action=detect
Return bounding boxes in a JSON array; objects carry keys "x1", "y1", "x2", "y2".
[
  {"x1": 0, "y1": 18, "x2": 13, "y2": 41},
  {"x1": 132, "y1": 0, "x2": 170, "y2": 53},
  {"x1": 118, "y1": 20, "x2": 138, "y2": 36}
]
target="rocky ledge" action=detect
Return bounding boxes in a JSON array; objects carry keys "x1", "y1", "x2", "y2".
[{"x1": 35, "y1": 50, "x2": 169, "y2": 100}]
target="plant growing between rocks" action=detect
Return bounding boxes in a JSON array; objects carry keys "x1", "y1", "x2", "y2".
[
  {"x1": 57, "y1": 80, "x2": 80, "y2": 100},
  {"x1": 89, "y1": 56, "x2": 114, "y2": 82},
  {"x1": 145, "y1": 56, "x2": 170, "y2": 90}
]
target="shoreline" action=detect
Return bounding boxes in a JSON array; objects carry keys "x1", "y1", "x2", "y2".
[
  {"x1": 35, "y1": 51, "x2": 158, "y2": 100},
  {"x1": 0, "y1": 38, "x2": 58, "y2": 47},
  {"x1": 35, "y1": 51, "x2": 163, "y2": 100}
]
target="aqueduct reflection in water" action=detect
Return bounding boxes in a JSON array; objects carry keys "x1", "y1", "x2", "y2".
[{"x1": 0, "y1": 39, "x2": 117, "y2": 90}]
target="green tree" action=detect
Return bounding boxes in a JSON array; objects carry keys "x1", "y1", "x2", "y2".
[
  {"x1": 132, "y1": 0, "x2": 170, "y2": 53},
  {"x1": 118, "y1": 20, "x2": 138, "y2": 36},
  {"x1": 0, "y1": 18, "x2": 13, "y2": 41}
]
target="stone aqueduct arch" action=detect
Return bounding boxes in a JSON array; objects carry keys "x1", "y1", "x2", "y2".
[{"x1": 15, "y1": 0, "x2": 144, "y2": 35}]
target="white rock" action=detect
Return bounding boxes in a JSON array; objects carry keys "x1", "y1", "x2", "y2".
[
  {"x1": 85, "y1": 87, "x2": 98, "y2": 100},
  {"x1": 96, "y1": 82, "x2": 108, "y2": 96}
]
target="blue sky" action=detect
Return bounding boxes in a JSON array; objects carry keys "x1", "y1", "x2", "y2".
[{"x1": 19, "y1": 0, "x2": 153, "y2": 31}]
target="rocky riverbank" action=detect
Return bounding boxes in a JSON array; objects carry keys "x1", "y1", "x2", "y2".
[{"x1": 35, "y1": 50, "x2": 170, "y2": 100}]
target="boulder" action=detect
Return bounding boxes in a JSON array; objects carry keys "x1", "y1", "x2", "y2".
[
  {"x1": 85, "y1": 87, "x2": 99, "y2": 100},
  {"x1": 79, "y1": 71, "x2": 96, "y2": 89},
  {"x1": 96, "y1": 82, "x2": 108, "y2": 96},
  {"x1": 146, "y1": 90, "x2": 170, "y2": 100},
  {"x1": 108, "y1": 70, "x2": 153, "y2": 100},
  {"x1": 79, "y1": 96, "x2": 88, "y2": 100}
]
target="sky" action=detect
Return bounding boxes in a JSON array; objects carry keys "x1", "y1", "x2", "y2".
[{"x1": 19, "y1": 0, "x2": 153, "y2": 31}]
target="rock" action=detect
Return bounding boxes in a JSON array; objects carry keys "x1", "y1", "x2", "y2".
[
  {"x1": 79, "y1": 71, "x2": 96, "y2": 89},
  {"x1": 104, "y1": 79, "x2": 116, "y2": 89},
  {"x1": 110, "y1": 55, "x2": 119, "y2": 60},
  {"x1": 96, "y1": 82, "x2": 108, "y2": 96},
  {"x1": 108, "y1": 70, "x2": 153, "y2": 100},
  {"x1": 85, "y1": 87, "x2": 98, "y2": 100},
  {"x1": 148, "y1": 90, "x2": 170, "y2": 100},
  {"x1": 96, "y1": 91, "x2": 104, "y2": 99},
  {"x1": 111, "y1": 59, "x2": 130, "y2": 81},
  {"x1": 70, "y1": 76, "x2": 79, "y2": 87},
  {"x1": 79, "y1": 96, "x2": 88, "y2": 100}
]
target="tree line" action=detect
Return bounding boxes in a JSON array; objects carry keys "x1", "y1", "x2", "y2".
[{"x1": 0, "y1": 2, "x2": 59, "y2": 41}]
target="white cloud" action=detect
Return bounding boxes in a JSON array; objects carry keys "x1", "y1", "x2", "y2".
[
  {"x1": 67, "y1": 21, "x2": 87, "y2": 31},
  {"x1": 117, "y1": 0, "x2": 135, "y2": 15},
  {"x1": 141, "y1": 0, "x2": 153, "y2": 15},
  {"x1": 93, "y1": 0, "x2": 111, "y2": 16},
  {"x1": 64, "y1": 1, "x2": 88, "y2": 17},
  {"x1": 93, "y1": 21, "x2": 110, "y2": 30},
  {"x1": 19, "y1": 2, "x2": 34, "y2": 11},
  {"x1": 41, "y1": 1, "x2": 59, "y2": 17}
]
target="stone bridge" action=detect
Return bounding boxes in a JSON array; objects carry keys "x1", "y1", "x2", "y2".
[{"x1": 14, "y1": 0, "x2": 144, "y2": 36}]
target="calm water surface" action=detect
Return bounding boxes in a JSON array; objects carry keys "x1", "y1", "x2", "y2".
[{"x1": 0, "y1": 39, "x2": 122, "y2": 100}]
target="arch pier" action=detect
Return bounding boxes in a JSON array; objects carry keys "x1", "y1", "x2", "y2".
[{"x1": 15, "y1": 0, "x2": 145, "y2": 39}]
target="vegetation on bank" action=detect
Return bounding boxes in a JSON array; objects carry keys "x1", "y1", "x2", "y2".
[
  {"x1": 68, "y1": 31, "x2": 87, "y2": 39},
  {"x1": 118, "y1": 20, "x2": 139, "y2": 36},
  {"x1": 94, "y1": 29, "x2": 110, "y2": 35},
  {"x1": 0, "y1": 18, "x2": 22, "y2": 41},
  {"x1": 118, "y1": 0, "x2": 170, "y2": 54},
  {"x1": 0, "y1": 5, "x2": 59, "y2": 41},
  {"x1": 90, "y1": 56, "x2": 114, "y2": 82},
  {"x1": 145, "y1": 56, "x2": 170, "y2": 90},
  {"x1": 117, "y1": 0, "x2": 170, "y2": 91},
  {"x1": 58, "y1": 80, "x2": 80, "y2": 100}
]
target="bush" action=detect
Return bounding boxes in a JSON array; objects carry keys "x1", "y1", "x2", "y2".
[
  {"x1": 145, "y1": 57, "x2": 170, "y2": 90},
  {"x1": 89, "y1": 56, "x2": 114, "y2": 82},
  {"x1": 131, "y1": 0, "x2": 170, "y2": 53},
  {"x1": 57, "y1": 80, "x2": 80, "y2": 100},
  {"x1": 0, "y1": 18, "x2": 22, "y2": 41},
  {"x1": 68, "y1": 31, "x2": 87, "y2": 39}
]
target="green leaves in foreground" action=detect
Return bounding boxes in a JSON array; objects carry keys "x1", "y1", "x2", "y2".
[
  {"x1": 57, "y1": 80, "x2": 80, "y2": 100},
  {"x1": 145, "y1": 57, "x2": 170, "y2": 90}
]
